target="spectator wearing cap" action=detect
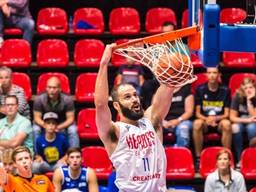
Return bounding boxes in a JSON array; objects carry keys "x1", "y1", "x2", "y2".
[
  {"x1": 33, "y1": 112, "x2": 69, "y2": 174},
  {"x1": 0, "y1": 95, "x2": 33, "y2": 152},
  {"x1": 33, "y1": 77, "x2": 79, "y2": 148}
]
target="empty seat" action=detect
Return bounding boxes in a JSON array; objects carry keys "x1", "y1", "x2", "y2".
[
  {"x1": 37, "y1": 39, "x2": 69, "y2": 68},
  {"x1": 181, "y1": 9, "x2": 203, "y2": 28},
  {"x1": 250, "y1": 187, "x2": 256, "y2": 192},
  {"x1": 223, "y1": 52, "x2": 255, "y2": 68},
  {"x1": 37, "y1": 8, "x2": 68, "y2": 35},
  {"x1": 74, "y1": 39, "x2": 104, "y2": 67},
  {"x1": 165, "y1": 147, "x2": 195, "y2": 180},
  {"x1": 75, "y1": 73, "x2": 97, "y2": 102},
  {"x1": 200, "y1": 147, "x2": 234, "y2": 178},
  {"x1": 111, "y1": 39, "x2": 129, "y2": 67},
  {"x1": 82, "y1": 146, "x2": 112, "y2": 180},
  {"x1": 109, "y1": 7, "x2": 140, "y2": 35},
  {"x1": 191, "y1": 53, "x2": 204, "y2": 68},
  {"x1": 220, "y1": 8, "x2": 246, "y2": 24},
  {"x1": 1, "y1": 39, "x2": 31, "y2": 68},
  {"x1": 37, "y1": 72, "x2": 70, "y2": 94},
  {"x1": 241, "y1": 148, "x2": 256, "y2": 180},
  {"x1": 145, "y1": 8, "x2": 176, "y2": 33},
  {"x1": 77, "y1": 108, "x2": 99, "y2": 141},
  {"x1": 228, "y1": 73, "x2": 256, "y2": 96},
  {"x1": 4, "y1": 28, "x2": 22, "y2": 35},
  {"x1": 73, "y1": 8, "x2": 104, "y2": 35},
  {"x1": 12, "y1": 72, "x2": 32, "y2": 101}
]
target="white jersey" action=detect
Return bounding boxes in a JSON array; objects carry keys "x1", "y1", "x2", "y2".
[{"x1": 110, "y1": 117, "x2": 167, "y2": 192}]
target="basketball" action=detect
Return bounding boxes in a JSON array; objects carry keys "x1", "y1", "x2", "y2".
[{"x1": 155, "y1": 53, "x2": 192, "y2": 86}]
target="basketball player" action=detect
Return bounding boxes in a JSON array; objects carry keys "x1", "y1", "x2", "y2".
[{"x1": 95, "y1": 44, "x2": 191, "y2": 192}]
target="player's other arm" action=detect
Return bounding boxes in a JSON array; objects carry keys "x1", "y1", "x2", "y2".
[
  {"x1": 87, "y1": 168, "x2": 99, "y2": 192},
  {"x1": 52, "y1": 168, "x2": 62, "y2": 192}
]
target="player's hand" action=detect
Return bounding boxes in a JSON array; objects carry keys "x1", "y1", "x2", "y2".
[{"x1": 100, "y1": 43, "x2": 116, "y2": 66}]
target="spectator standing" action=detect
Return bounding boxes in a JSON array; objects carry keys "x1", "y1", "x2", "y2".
[{"x1": 33, "y1": 76, "x2": 79, "y2": 148}]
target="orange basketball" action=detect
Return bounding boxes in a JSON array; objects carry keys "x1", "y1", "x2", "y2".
[{"x1": 155, "y1": 53, "x2": 192, "y2": 85}]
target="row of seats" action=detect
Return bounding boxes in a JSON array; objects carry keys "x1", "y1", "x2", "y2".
[
  {"x1": 70, "y1": 146, "x2": 256, "y2": 180},
  {"x1": 6, "y1": 7, "x2": 246, "y2": 36},
  {"x1": 1, "y1": 38, "x2": 256, "y2": 68}
]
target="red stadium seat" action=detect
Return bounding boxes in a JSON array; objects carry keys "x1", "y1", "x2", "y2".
[
  {"x1": 222, "y1": 52, "x2": 255, "y2": 68},
  {"x1": 75, "y1": 73, "x2": 97, "y2": 102},
  {"x1": 181, "y1": 9, "x2": 203, "y2": 28},
  {"x1": 220, "y1": 8, "x2": 247, "y2": 24},
  {"x1": 111, "y1": 39, "x2": 129, "y2": 67},
  {"x1": 37, "y1": 8, "x2": 68, "y2": 35},
  {"x1": 12, "y1": 72, "x2": 32, "y2": 101},
  {"x1": 165, "y1": 147, "x2": 195, "y2": 180},
  {"x1": 45, "y1": 172, "x2": 53, "y2": 180},
  {"x1": 0, "y1": 39, "x2": 31, "y2": 68},
  {"x1": 37, "y1": 39, "x2": 69, "y2": 68},
  {"x1": 145, "y1": 8, "x2": 176, "y2": 33},
  {"x1": 4, "y1": 28, "x2": 22, "y2": 35},
  {"x1": 228, "y1": 73, "x2": 256, "y2": 96},
  {"x1": 77, "y1": 108, "x2": 100, "y2": 141},
  {"x1": 241, "y1": 148, "x2": 256, "y2": 180},
  {"x1": 73, "y1": 8, "x2": 104, "y2": 35},
  {"x1": 250, "y1": 187, "x2": 256, "y2": 192},
  {"x1": 191, "y1": 73, "x2": 208, "y2": 94},
  {"x1": 82, "y1": 146, "x2": 112, "y2": 180},
  {"x1": 109, "y1": 7, "x2": 140, "y2": 35},
  {"x1": 37, "y1": 72, "x2": 70, "y2": 94},
  {"x1": 191, "y1": 53, "x2": 204, "y2": 68},
  {"x1": 74, "y1": 39, "x2": 104, "y2": 67},
  {"x1": 200, "y1": 147, "x2": 234, "y2": 178}
]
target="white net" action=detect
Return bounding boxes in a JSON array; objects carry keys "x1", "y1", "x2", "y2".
[{"x1": 114, "y1": 38, "x2": 197, "y2": 87}]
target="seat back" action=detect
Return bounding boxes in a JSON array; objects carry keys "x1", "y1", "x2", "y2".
[
  {"x1": 165, "y1": 147, "x2": 195, "y2": 180},
  {"x1": 181, "y1": 9, "x2": 203, "y2": 28},
  {"x1": 220, "y1": 8, "x2": 247, "y2": 24},
  {"x1": 12, "y1": 72, "x2": 32, "y2": 101},
  {"x1": 75, "y1": 73, "x2": 97, "y2": 102},
  {"x1": 74, "y1": 39, "x2": 104, "y2": 67},
  {"x1": 73, "y1": 8, "x2": 104, "y2": 34},
  {"x1": 111, "y1": 39, "x2": 129, "y2": 67},
  {"x1": 145, "y1": 8, "x2": 176, "y2": 33},
  {"x1": 109, "y1": 7, "x2": 140, "y2": 35},
  {"x1": 241, "y1": 148, "x2": 256, "y2": 180},
  {"x1": 1, "y1": 39, "x2": 31, "y2": 68},
  {"x1": 37, "y1": 72, "x2": 70, "y2": 94},
  {"x1": 228, "y1": 73, "x2": 256, "y2": 97},
  {"x1": 37, "y1": 8, "x2": 68, "y2": 34},
  {"x1": 200, "y1": 147, "x2": 234, "y2": 178},
  {"x1": 82, "y1": 146, "x2": 112, "y2": 179},
  {"x1": 250, "y1": 187, "x2": 256, "y2": 192},
  {"x1": 37, "y1": 39, "x2": 69, "y2": 67},
  {"x1": 222, "y1": 52, "x2": 255, "y2": 68}
]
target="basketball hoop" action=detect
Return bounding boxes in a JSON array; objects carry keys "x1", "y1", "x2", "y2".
[{"x1": 113, "y1": 26, "x2": 200, "y2": 87}]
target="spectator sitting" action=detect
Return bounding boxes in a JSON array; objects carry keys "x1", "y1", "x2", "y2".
[
  {"x1": 0, "y1": 66, "x2": 30, "y2": 119},
  {"x1": 0, "y1": 146, "x2": 54, "y2": 192},
  {"x1": 53, "y1": 147, "x2": 99, "y2": 192},
  {"x1": 204, "y1": 149, "x2": 247, "y2": 192},
  {"x1": 33, "y1": 77, "x2": 79, "y2": 148},
  {"x1": 0, "y1": 0, "x2": 35, "y2": 46},
  {"x1": 230, "y1": 77, "x2": 256, "y2": 166},
  {"x1": 115, "y1": 56, "x2": 144, "y2": 95},
  {"x1": 33, "y1": 112, "x2": 69, "y2": 174},
  {"x1": 0, "y1": 95, "x2": 33, "y2": 153},
  {"x1": 0, "y1": 148, "x2": 14, "y2": 174},
  {"x1": 163, "y1": 84, "x2": 194, "y2": 147},
  {"x1": 193, "y1": 67, "x2": 232, "y2": 170}
]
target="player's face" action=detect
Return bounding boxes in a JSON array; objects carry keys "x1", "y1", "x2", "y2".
[
  {"x1": 0, "y1": 70, "x2": 11, "y2": 89},
  {"x1": 206, "y1": 67, "x2": 219, "y2": 83},
  {"x1": 117, "y1": 85, "x2": 144, "y2": 121},
  {"x1": 14, "y1": 151, "x2": 33, "y2": 177},
  {"x1": 67, "y1": 152, "x2": 82, "y2": 170},
  {"x1": 216, "y1": 153, "x2": 230, "y2": 171}
]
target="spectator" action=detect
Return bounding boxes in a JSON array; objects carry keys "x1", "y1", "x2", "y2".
[
  {"x1": 115, "y1": 56, "x2": 145, "y2": 95},
  {"x1": 0, "y1": 148, "x2": 14, "y2": 174},
  {"x1": 53, "y1": 147, "x2": 99, "y2": 192},
  {"x1": 0, "y1": 95, "x2": 33, "y2": 153},
  {"x1": 0, "y1": 66, "x2": 30, "y2": 119},
  {"x1": 0, "y1": 146, "x2": 54, "y2": 191},
  {"x1": 33, "y1": 112, "x2": 69, "y2": 174},
  {"x1": 0, "y1": 0, "x2": 35, "y2": 46},
  {"x1": 204, "y1": 149, "x2": 247, "y2": 192},
  {"x1": 193, "y1": 67, "x2": 232, "y2": 169},
  {"x1": 230, "y1": 77, "x2": 256, "y2": 165},
  {"x1": 163, "y1": 84, "x2": 194, "y2": 147},
  {"x1": 33, "y1": 76, "x2": 79, "y2": 148}
]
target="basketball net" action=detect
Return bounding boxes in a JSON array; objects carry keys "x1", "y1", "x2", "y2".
[{"x1": 114, "y1": 38, "x2": 197, "y2": 87}]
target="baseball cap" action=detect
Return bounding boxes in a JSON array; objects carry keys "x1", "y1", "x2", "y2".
[{"x1": 43, "y1": 112, "x2": 58, "y2": 121}]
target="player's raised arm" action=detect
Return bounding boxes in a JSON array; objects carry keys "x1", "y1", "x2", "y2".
[{"x1": 95, "y1": 44, "x2": 116, "y2": 147}]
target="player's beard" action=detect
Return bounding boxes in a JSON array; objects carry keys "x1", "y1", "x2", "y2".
[{"x1": 119, "y1": 102, "x2": 144, "y2": 121}]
